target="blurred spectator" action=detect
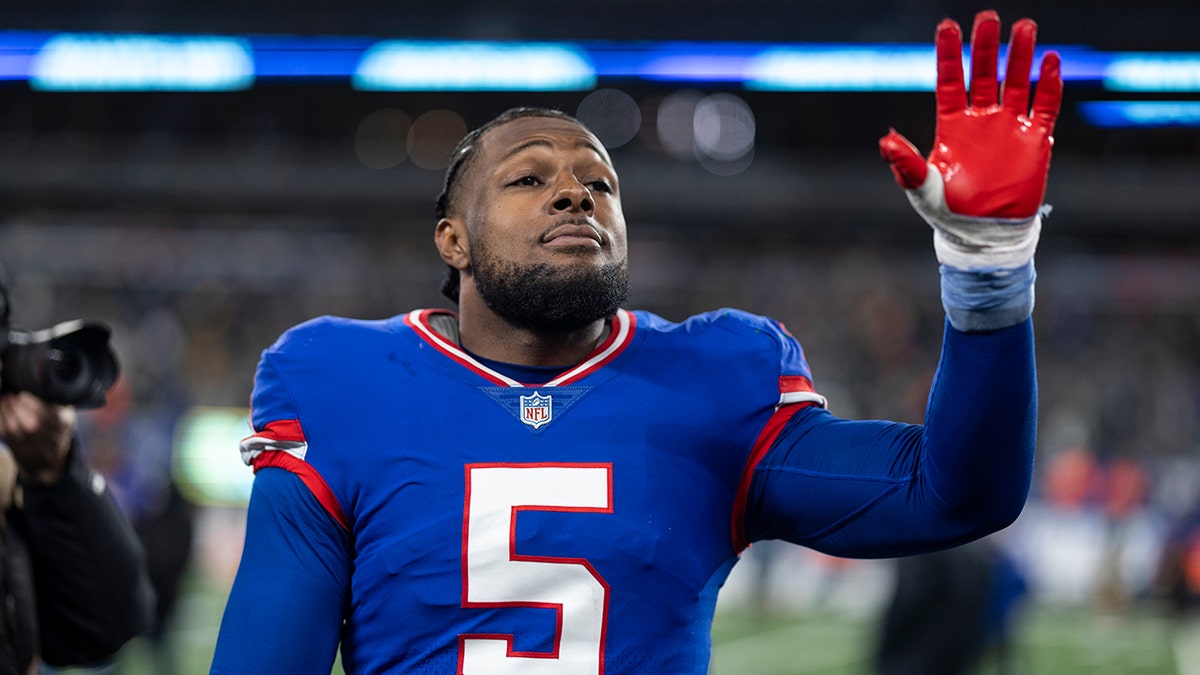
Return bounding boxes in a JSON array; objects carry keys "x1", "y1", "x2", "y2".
[
  {"x1": 1157, "y1": 495, "x2": 1200, "y2": 675},
  {"x1": 980, "y1": 540, "x2": 1029, "y2": 675},
  {"x1": 873, "y1": 543, "x2": 992, "y2": 675},
  {"x1": 1160, "y1": 504, "x2": 1200, "y2": 616},
  {"x1": 79, "y1": 377, "x2": 195, "y2": 675},
  {"x1": 873, "y1": 537, "x2": 1029, "y2": 675}
]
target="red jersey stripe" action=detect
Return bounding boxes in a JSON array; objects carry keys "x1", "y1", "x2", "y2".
[
  {"x1": 252, "y1": 450, "x2": 352, "y2": 532},
  {"x1": 730, "y1": 402, "x2": 815, "y2": 553}
]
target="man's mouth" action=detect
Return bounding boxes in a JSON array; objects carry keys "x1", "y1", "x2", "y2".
[{"x1": 541, "y1": 221, "x2": 603, "y2": 249}]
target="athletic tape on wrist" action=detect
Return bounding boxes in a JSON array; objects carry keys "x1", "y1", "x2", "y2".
[
  {"x1": 940, "y1": 260, "x2": 1036, "y2": 332},
  {"x1": 906, "y1": 165, "x2": 1044, "y2": 270}
]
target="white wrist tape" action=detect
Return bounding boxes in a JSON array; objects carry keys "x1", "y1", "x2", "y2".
[{"x1": 905, "y1": 164, "x2": 1042, "y2": 270}]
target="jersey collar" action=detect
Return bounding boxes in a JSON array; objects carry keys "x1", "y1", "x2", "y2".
[{"x1": 403, "y1": 308, "x2": 636, "y2": 387}]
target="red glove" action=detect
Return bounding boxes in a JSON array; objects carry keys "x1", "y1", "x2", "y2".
[{"x1": 880, "y1": 10, "x2": 1062, "y2": 221}]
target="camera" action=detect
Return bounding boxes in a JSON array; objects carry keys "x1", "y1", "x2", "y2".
[{"x1": 0, "y1": 280, "x2": 119, "y2": 408}]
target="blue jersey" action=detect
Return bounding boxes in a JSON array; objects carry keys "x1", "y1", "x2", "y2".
[{"x1": 212, "y1": 308, "x2": 1036, "y2": 674}]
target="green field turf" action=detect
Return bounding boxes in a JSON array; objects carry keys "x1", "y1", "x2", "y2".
[
  {"x1": 89, "y1": 573, "x2": 1183, "y2": 674},
  {"x1": 710, "y1": 605, "x2": 1180, "y2": 675}
]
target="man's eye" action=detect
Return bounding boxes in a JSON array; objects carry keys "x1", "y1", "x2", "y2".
[
  {"x1": 512, "y1": 175, "x2": 542, "y2": 187},
  {"x1": 588, "y1": 180, "x2": 613, "y2": 193}
]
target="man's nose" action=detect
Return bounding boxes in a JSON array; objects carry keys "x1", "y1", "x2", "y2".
[{"x1": 551, "y1": 178, "x2": 594, "y2": 214}]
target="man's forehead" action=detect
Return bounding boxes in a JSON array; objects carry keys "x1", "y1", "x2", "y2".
[{"x1": 480, "y1": 117, "x2": 612, "y2": 165}]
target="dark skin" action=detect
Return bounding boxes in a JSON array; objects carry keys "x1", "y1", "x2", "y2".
[
  {"x1": 434, "y1": 116, "x2": 629, "y2": 367},
  {"x1": 0, "y1": 370, "x2": 75, "y2": 485}
]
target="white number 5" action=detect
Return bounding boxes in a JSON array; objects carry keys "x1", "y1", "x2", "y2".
[{"x1": 460, "y1": 463, "x2": 613, "y2": 675}]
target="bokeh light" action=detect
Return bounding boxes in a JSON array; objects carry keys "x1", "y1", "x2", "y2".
[
  {"x1": 655, "y1": 90, "x2": 756, "y2": 174},
  {"x1": 407, "y1": 109, "x2": 467, "y2": 170},
  {"x1": 575, "y1": 88, "x2": 641, "y2": 149},
  {"x1": 354, "y1": 108, "x2": 411, "y2": 169},
  {"x1": 694, "y1": 93, "x2": 755, "y2": 162},
  {"x1": 656, "y1": 90, "x2": 703, "y2": 161}
]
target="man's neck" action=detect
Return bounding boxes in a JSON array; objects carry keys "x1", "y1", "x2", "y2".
[{"x1": 455, "y1": 293, "x2": 609, "y2": 367}]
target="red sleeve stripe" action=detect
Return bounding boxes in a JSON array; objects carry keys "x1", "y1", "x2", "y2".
[
  {"x1": 778, "y1": 375, "x2": 826, "y2": 408},
  {"x1": 730, "y1": 402, "x2": 814, "y2": 554},
  {"x1": 779, "y1": 375, "x2": 815, "y2": 393},
  {"x1": 251, "y1": 450, "x2": 351, "y2": 532},
  {"x1": 259, "y1": 418, "x2": 306, "y2": 442},
  {"x1": 239, "y1": 419, "x2": 309, "y2": 465}
]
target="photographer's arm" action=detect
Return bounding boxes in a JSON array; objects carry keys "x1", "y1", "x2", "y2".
[{"x1": 1, "y1": 392, "x2": 155, "y2": 667}]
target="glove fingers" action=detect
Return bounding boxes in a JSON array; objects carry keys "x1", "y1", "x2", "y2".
[
  {"x1": 879, "y1": 129, "x2": 928, "y2": 190},
  {"x1": 1001, "y1": 18, "x2": 1037, "y2": 115},
  {"x1": 968, "y1": 10, "x2": 1001, "y2": 108},
  {"x1": 935, "y1": 18, "x2": 967, "y2": 117},
  {"x1": 1031, "y1": 51, "x2": 1063, "y2": 133}
]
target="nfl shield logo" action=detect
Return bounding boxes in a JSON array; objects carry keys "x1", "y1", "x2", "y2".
[{"x1": 519, "y1": 392, "x2": 553, "y2": 429}]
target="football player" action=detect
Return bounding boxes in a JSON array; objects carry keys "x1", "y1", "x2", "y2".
[{"x1": 213, "y1": 10, "x2": 1060, "y2": 673}]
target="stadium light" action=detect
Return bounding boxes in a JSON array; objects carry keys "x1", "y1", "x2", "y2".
[
  {"x1": 29, "y1": 33, "x2": 254, "y2": 91},
  {"x1": 353, "y1": 40, "x2": 595, "y2": 91},
  {"x1": 1104, "y1": 54, "x2": 1200, "y2": 92},
  {"x1": 1078, "y1": 101, "x2": 1200, "y2": 127},
  {"x1": 1, "y1": 30, "x2": 1197, "y2": 129}
]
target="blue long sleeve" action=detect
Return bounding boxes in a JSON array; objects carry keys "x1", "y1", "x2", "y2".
[
  {"x1": 745, "y1": 318, "x2": 1037, "y2": 558},
  {"x1": 210, "y1": 467, "x2": 351, "y2": 674}
]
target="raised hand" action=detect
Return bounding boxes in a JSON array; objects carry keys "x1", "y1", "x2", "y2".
[{"x1": 880, "y1": 10, "x2": 1062, "y2": 220}]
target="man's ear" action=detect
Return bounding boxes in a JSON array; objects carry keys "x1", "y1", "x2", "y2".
[{"x1": 435, "y1": 217, "x2": 471, "y2": 271}]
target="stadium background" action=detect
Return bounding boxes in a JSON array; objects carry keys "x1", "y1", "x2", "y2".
[{"x1": 2, "y1": 1, "x2": 1199, "y2": 672}]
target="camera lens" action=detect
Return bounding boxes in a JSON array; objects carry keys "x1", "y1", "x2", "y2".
[
  {"x1": 47, "y1": 348, "x2": 90, "y2": 398},
  {"x1": 0, "y1": 321, "x2": 117, "y2": 407}
]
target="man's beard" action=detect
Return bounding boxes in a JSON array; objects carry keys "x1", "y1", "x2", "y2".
[{"x1": 471, "y1": 241, "x2": 629, "y2": 333}]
